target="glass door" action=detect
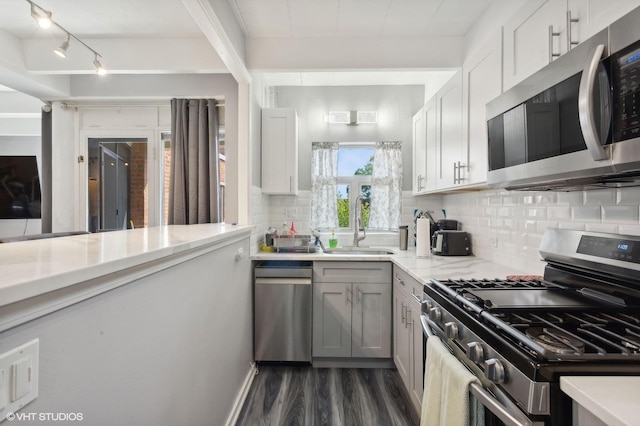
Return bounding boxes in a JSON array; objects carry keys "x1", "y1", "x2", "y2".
[{"x1": 88, "y1": 138, "x2": 148, "y2": 232}]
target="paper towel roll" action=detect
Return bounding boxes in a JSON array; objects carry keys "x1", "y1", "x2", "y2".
[{"x1": 416, "y1": 218, "x2": 431, "y2": 258}]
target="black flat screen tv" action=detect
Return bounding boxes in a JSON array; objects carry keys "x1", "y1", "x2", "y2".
[{"x1": 0, "y1": 156, "x2": 41, "y2": 219}]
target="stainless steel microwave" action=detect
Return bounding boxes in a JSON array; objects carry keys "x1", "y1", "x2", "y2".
[{"x1": 487, "y1": 6, "x2": 640, "y2": 191}]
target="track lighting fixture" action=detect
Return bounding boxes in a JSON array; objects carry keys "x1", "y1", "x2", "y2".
[
  {"x1": 26, "y1": 0, "x2": 107, "y2": 75},
  {"x1": 54, "y1": 34, "x2": 70, "y2": 58},
  {"x1": 30, "y1": 3, "x2": 51, "y2": 29},
  {"x1": 93, "y1": 55, "x2": 107, "y2": 75}
]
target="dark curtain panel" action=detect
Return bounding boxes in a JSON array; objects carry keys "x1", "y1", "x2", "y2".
[
  {"x1": 41, "y1": 109, "x2": 52, "y2": 233},
  {"x1": 168, "y1": 99, "x2": 221, "y2": 224}
]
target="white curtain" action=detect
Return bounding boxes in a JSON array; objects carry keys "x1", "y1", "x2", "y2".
[
  {"x1": 369, "y1": 141, "x2": 403, "y2": 230},
  {"x1": 310, "y1": 142, "x2": 339, "y2": 231}
]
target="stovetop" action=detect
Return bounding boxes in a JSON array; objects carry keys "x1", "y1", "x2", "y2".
[{"x1": 427, "y1": 276, "x2": 640, "y2": 361}]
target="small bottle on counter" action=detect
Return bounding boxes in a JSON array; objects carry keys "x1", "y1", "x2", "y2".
[{"x1": 329, "y1": 229, "x2": 338, "y2": 249}]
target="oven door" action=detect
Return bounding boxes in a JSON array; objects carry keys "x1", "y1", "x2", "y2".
[{"x1": 420, "y1": 315, "x2": 544, "y2": 426}]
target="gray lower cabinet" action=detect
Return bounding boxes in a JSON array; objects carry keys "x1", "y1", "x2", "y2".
[
  {"x1": 313, "y1": 262, "x2": 392, "y2": 359},
  {"x1": 393, "y1": 265, "x2": 424, "y2": 412}
]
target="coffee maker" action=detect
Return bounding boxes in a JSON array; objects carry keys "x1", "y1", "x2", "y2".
[{"x1": 413, "y1": 210, "x2": 458, "y2": 248}]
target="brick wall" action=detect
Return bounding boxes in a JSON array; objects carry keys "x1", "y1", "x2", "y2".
[{"x1": 129, "y1": 143, "x2": 147, "y2": 228}]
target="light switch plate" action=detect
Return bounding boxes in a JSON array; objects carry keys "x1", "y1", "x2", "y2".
[{"x1": 0, "y1": 339, "x2": 38, "y2": 422}]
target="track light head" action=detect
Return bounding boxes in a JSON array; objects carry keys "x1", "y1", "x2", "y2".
[
  {"x1": 54, "y1": 35, "x2": 70, "y2": 58},
  {"x1": 93, "y1": 56, "x2": 107, "y2": 75},
  {"x1": 30, "y1": 3, "x2": 52, "y2": 29}
]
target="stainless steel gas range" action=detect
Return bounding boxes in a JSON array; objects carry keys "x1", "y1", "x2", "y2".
[{"x1": 421, "y1": 228, "x2": 640, "y2": 426}]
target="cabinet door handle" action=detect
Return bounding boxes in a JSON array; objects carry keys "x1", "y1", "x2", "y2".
[
  {"x1": 406, "y1": 309, "x2": 413, "y2": 327},
  {"x1": 401, "y1": 301, "x2": 406, "y2": 324},
  {"x1": 289, "y1": 175, "x2": 293, "y2": 193},
  {"x1": 453, "y1": 161, "x2": 466, "y2": 184},
  {"x1": 567, "y1": 10, "x2": 579, "y2": 50},
  {"x1": 357, "y1": 286, "x2": 362, "y2": 304},
  {"x1": 394, "y1": 273, "x2": 405, "y2": 286},
  {"x1": 346, "y1": 287, "x2": 352, "y2": 305},
  {"x1": 411, "y1": 293, "x2": 422, "y2": 304},
  {"x1": 549, "y1": 25, "x2": 561, "y2": 63}
]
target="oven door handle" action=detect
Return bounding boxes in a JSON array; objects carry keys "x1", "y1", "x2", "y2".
[
  {"x1": 469, "y1": 383, "x2": 538, "y2": 426},
  {"x1": 420, "y1": 314, "x2": 436, "y2": 338}
]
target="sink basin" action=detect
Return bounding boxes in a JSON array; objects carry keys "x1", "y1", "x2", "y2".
[{"x1": 324, "y1": 247, "x2": 395, "y2": 255}]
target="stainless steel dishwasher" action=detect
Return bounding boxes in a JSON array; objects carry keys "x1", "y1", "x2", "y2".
[{"x1": 254, "y1": 261, "x2": 312, "y2": 362}]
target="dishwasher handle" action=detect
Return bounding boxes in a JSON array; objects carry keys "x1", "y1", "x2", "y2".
[{"x1": 255, "y1": 277, "x2": 312, "y2": 285}]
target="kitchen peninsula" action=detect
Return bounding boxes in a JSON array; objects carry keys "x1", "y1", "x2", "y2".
[{"x1": 0, "y1": 224, "x2": 254, "y2": 426}]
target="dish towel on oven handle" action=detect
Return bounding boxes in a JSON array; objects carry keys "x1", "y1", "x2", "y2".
[{"x1": 420, "y1": 336, "x2": 483, "y2": 426}]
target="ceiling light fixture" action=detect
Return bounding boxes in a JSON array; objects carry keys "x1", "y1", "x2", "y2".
[
  {"x1": 54, "y1": 34, "x2": 70, "y2": 58},
  {"x1": 93, "y1": 55, "x2": 107, "y2": 75},
  {"x1": 30, "y1": 2, "x2": 51, "y2": 29},
  {"x1": 326, "y1": 110, "x2": 378, "y2": 125},
  {"x1": 26, "y1": 0, "x2": 107, "y2": 75}
]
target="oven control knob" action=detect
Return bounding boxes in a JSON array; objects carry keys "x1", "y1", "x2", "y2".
[
  {"x1": 466, "y1": 342, "x2": 484, "y2": 363},
  {"x1": 429, "y1": 307, "x2": 442, "y2": 323},
  {"x1": 485, "y1": 358, "x2": 506, "y2": 384},
  {"x1": 422, "y1": 299, "x2": 433, "y2": 311},
  {"x1": 444, "y1": 322, "x2": 458, "y2": 339}
]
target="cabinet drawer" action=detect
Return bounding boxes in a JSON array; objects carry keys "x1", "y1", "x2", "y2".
[
  {"x1": 392, "y1": 266, "x2": 424, "y2": 300},
  {"x1": 314, "y1": 262, "x2": 391, "y2": 284}
]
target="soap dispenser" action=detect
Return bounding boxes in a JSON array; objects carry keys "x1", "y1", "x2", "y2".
[{"x1": 329, "y1": 229, "x2": 338, "y2": 249}]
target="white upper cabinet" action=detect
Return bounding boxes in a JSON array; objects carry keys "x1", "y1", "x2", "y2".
[
  {"x1": 436, "y1": 70, "x2": 463, "y2": 189},
  {"x1": 412, "y1": 108, "x2": 427, "y2": 194},
  {"x1": 261, "y1": 108, "x2": 298, "y2": 195},
  {"x1": 569, "y1": 0, "x2": 640, "y2": 42},
  {"x1": 412, "y1": 71, "x2": 465, "y2": 194},
  {"x1": 461, "y1": 30, "x2": 503, "y2": 186},
  {"x1": 504, "y1": 0, "x2": 640, "y2": 91},
  {"x1": 503, "y1": 0, "x2": 567, "y2": 91},
  {"x1": 424, "y1": 97, "x2": 438, "y2": 192}
]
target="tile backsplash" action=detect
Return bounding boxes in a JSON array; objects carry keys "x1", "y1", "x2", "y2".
[
  {"x1": 441, "y1": 187, "x2": 640, "y2": 275},
  {"x1": 253, "y1": 186, "x2": 640, "y2": 275}
]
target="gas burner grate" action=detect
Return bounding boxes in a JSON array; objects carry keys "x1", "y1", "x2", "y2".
[
  {"x1": 443, "y1": 278, "x2": 551, "y2": 291},
  {"x1": 497, "y1": 310, "x2": 640, "y2": 359}
]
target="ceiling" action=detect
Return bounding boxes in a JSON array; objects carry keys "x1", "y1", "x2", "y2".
[
  {"x1": 0, "y1": 0, "x2": 202, "y2": 38},
  {"x1": 230, "y1": 0, "x2": 494, "y2": 38},
  {"x1": 0, "y1": 0, "x2": 494, "y2": 93}
]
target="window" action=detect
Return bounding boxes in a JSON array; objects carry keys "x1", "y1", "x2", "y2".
[
  {"x1": 336, "y1": 144, "x2": 374, "y2": 231},
  {"x1": 311, "y1": 141, "x2": 402, "y2": 233}
]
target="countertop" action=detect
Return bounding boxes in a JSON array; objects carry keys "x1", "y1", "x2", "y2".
[
  {"x1": 253, "y1": 246, "x2": 530, "y2": 283},
  {"x1": 560, "y1": 376, "x2": 640, "y2": 426},
  {"x1": 0, "y1": 223, "x2": 253, "y2": 308}
]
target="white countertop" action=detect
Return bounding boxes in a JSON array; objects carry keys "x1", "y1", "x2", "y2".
[
  {"x1": 253, "y1": 246, "x2": 530, "y2": 283},
  {"x1": 0, "y1": 224, "x2": 252, "y2": 308},
  {"x1": 561, "y1": 376, "x2": 640, "y2": 426}
]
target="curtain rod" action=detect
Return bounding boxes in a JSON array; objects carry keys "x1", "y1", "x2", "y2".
[{"x1": 337, "y1": 141, "x2": 376, "y2": 146}]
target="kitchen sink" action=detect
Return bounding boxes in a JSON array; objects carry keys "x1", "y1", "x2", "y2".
[{"x1": 323, "y1": 247, "x2": 395, "y2": 255}]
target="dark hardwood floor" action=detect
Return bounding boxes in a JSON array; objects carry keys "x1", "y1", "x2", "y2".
[{"x1": 236, "y1": 366, "x2": 420, "y2": 426}]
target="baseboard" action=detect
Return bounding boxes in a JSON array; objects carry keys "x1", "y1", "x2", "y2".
[
  {"x1": 311, "y1": 357, "x2": 394, "y2": 369},
  {"x1": 224, "y1": 362, "x2": 257, "y2": 426}
]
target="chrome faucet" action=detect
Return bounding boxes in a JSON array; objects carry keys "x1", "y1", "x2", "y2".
[{"x1": 353, "y1": 195, "x2": 366, "y2": 247}]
